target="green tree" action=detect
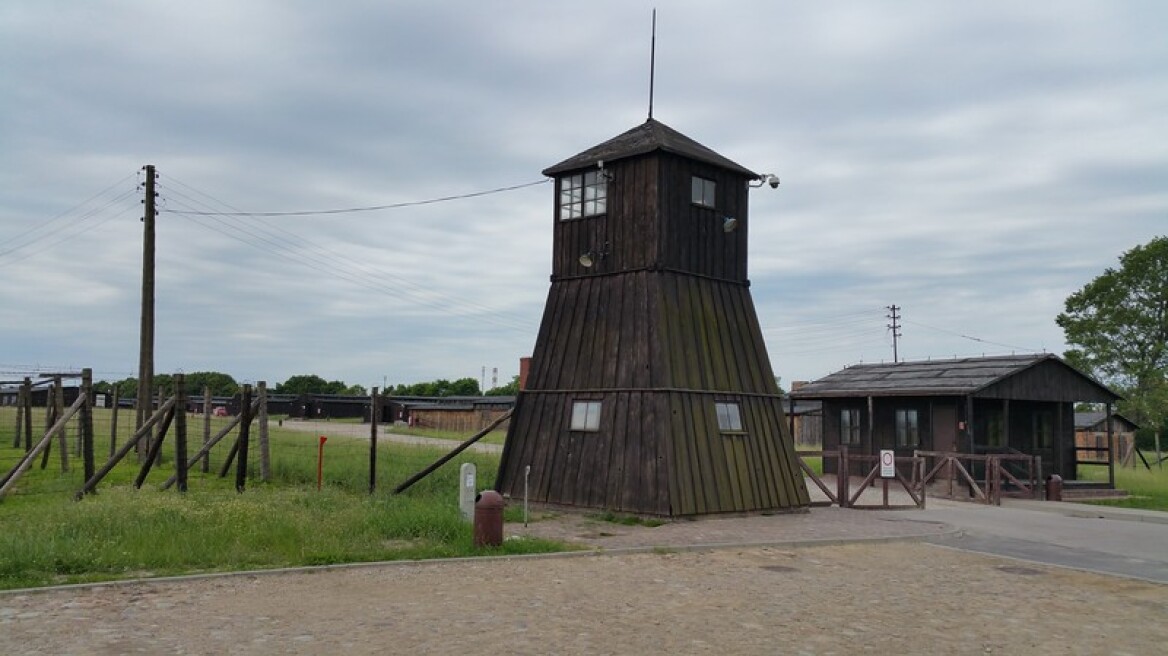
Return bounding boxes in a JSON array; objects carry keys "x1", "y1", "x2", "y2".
[
  {"x1": 1057, "y1": 235, "x2": 1168, "y2": 429},
  {"x1": 181, "y1": 371, "x2": 239, "y2": 396},
  {"x1": 486, "y1": 375, "x2": 520, "y2": 396},
  {"x1": 391, "y1": 377, "x2": 482, "y2": 397},
  {"x1": 275, "y1": 374, "x2": 333, "y2": 395}
]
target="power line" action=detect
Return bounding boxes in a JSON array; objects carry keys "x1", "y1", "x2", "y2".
[
  {"x1": 901, "y1": 318, "x2": 1036, "y2": 352},
  {"x1": 161, "y1": 179, "x2": 551, "y2": 217},
  {"x1": 0, "y1": 173, "x2": 136, "y2": 251},
  {"x1": 158, "y1": 175, "x2": 536, "y2": 333}
]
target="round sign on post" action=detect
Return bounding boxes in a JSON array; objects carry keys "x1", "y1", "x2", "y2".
[{"x1": 880, "y1": 449, "x2": 896, "y2": 478}]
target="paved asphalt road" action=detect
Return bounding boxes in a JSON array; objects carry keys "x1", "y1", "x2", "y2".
[
  {"x1": 286, "y1": 421, "x2": 1166, "y2": 583},
  {"x1": 920, "y1": 498, "x2": 1168, "y2": 584}
]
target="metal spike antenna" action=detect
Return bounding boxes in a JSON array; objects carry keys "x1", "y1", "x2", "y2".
[{"x1": 648, "y1": 9, "x2": 656, "y2": 120}]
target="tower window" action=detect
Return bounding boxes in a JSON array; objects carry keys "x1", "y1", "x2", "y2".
[
  {"x1": 691, "y1": 176, "x2": 716, "y2": 208},
  {"x1": 715, "y1": 402, "x2": 744, "y2": 433},
  {"x1": 560, "y1": 171, "x2": 607, "y2": 220},
  {"x1": 570, "y1": 400, "x2": 602, "y2": 431}
]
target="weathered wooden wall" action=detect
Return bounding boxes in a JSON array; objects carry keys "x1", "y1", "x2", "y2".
[
  {"x1": 498, "y1": 269, "x2": 809, "y2": 515},
  {"x1": 409, "y1": 407, "x2": 510, "y2": 434}
]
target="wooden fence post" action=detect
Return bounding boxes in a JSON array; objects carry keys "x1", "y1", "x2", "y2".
[
  {"x1": 40, "y1": 382, "x2": 58, "y2": 470},
  {"x1": 153, "y1": 385, "x2": 165, "y2": 466},
  {"x1": 837, "y1": 445, "x2": 849, "y2": 508},
  {"x1": 21, "y1": 378, "x2": 32, "y2": 451},
  {"x1": 175, "y1": 374, "x2": 188, "y2": 493},
  {"x1": 12, "y1": 380, "x2": 22, "y2": 448},
  {"x1": 235, "y1": 385, "x2": 252, "y2": 493},
  {"x1": 81, "y1": 368, "x2": 95, "y2": 491},
  {"x1": 369, "y1": 387, "x2": 379, "y2": 495},
  {"x1": 202, "y1": 386, "x2": 212, "y2": 474},
  {"x1": 258, "y1": 381, "x2": 269, "y2": 482},
  {"x1": 54, "y1": 377, "x2": 67, "y2": 472},
  {"x1": 109, "y1": 388, "x2": 120, "y2": 458}
]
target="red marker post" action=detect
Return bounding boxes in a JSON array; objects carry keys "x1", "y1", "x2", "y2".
[{"x1": 317, "y1": 436, "x2": 328, "y2": 491}]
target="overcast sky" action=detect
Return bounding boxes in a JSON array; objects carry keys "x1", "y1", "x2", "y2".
[{"x1": 2, "y1": 1, "x2": 1165, "y2": 392}]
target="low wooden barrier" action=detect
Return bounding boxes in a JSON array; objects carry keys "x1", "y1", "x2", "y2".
[
  {"x1": 914, "y1": 450, "x2": 1040, "y2": 505},
  {"x1": 798, "y1": 446, "x2": 925, "y2": 509}
]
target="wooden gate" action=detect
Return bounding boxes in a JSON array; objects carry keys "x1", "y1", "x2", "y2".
[
  {"x1": 914, "y1": 450, "x2": 1041, "y2": 505},
  {"x1": 797, "y1": 446, "x2": 925, "y2": 509}
]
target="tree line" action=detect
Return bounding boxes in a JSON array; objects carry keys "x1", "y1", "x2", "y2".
[{"x1": 94, "y1": 372, "x2": 519, "y2": 399}]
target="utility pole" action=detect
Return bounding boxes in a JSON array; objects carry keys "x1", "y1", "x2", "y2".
[
  {"x1": 886, "y1": 304, "x2": 902, "y2": 363},
  {"x1": 136, "y1": 165, "x2": 157, "y2": 453}
]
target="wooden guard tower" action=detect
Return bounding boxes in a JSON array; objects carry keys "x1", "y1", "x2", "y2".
[{"x1": 495, "y1": 118, "x2": 810, "y2": 516}]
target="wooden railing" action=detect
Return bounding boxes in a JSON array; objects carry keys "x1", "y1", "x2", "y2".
[
  {"x1": 797, "y1": 446, "x2": 925, "y2": 509},
  {"x1": 914, "y1": 450, "x2": 1041, "y2": 505}
]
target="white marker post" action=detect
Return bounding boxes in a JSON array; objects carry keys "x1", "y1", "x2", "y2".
[{"x1": 459, "y1": 463, "x2": 477, "y2": 522}]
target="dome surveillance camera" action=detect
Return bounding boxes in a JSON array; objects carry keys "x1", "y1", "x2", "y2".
[{"x1": 767, "y1": 174, "x2": 780, "y2": 189}]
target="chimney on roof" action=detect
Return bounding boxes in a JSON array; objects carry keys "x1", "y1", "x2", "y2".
[{"x1": 519, "y1": 357, "x2": 532, "y2": 391}]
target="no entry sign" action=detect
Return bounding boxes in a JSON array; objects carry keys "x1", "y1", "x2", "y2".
[{"x1": 880, "y1": 449, "x2": 895, "y2": 478}]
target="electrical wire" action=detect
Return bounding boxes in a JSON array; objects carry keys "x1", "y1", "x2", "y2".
[
  {"x1": 902, "y1": 318, "x2": 1036, "y2": 352},
  {"x1": 161, "y1": 189, "x2": 534, "y2": 331},
  {"x1": 158, "y1": 175, "x2": 537, "y2": 333},
  {"x1": 161, "y1": 179, "x2": 550, "y2": 217},
  {"x1": 0, "y1": 173, "x2": 136, "y2": 252},
  {"x1": 0, "y1": 189, "x2": 139, "y2": 269}
]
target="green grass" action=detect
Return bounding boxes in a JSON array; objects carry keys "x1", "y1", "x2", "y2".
[
  {"x1": 796, "y1": 445, "x2": 824, "y2": 476},
  {"x1": 1078, "y1": 463, "x2": 1168, "y2": 511},
  {"x1": 0, "y1": 407, "x2": 566, "y2": 591}
]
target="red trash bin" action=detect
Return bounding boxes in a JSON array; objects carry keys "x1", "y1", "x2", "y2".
[
  {"x1": 473, "y1": 490, "x2": 505, "y2": 547},
  {"x1": 1045, "y1": 474, "x2": 1062, "y2": 502}
]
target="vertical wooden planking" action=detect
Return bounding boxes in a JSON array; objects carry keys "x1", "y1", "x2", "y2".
[
  {"x1": 668, "y1": 392, "x2": 698, "y2": 515},
  {"x1": 649, "y1": 385, "x2": 668, "y2": 513},
  {"x1": 684, "y1": 393, "x2": 719, "y2": 512},
  {"x1": 614, "y1": 272, "x2": 639, "y2": 388},
  {"x1": 632, "y1": 270, "x2": 651, "y2": 389},
  {"x1": 621, "y1": 391, "x2": 644, "y2": 511},
  {"x1": 663, "y1": 389, "x2": 686, "y2": 513},
  {"x1": 744, "y1": 396, "x2": 781, "y2": 508},
  {"x1": 605, "y1": 392, "x2": 630, "y2": 509}
]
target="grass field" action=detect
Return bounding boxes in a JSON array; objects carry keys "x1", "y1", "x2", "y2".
[
  {"x1": 1078, "y1": 462, "x2": 1168, "y2": 511},
  {"x1": 0, "y1": 407, "x2": 565, "y2": 591}
]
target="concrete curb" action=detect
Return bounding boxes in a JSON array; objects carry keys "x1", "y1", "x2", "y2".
[{"x1": 999, "y1": 498, "x2": 1168, "y2": 525}]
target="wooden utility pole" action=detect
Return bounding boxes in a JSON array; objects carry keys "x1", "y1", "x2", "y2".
[
  {"x1": 136, "y1": 164, "x2": 157, "y2": 455},
  {"x1": 886, "y1": 304, "x2": 902, "y2": 363}
]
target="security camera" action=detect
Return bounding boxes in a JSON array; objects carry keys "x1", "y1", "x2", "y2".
[{"x1": 767, "y1": 174, "x2": 780, "y2": 189}]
